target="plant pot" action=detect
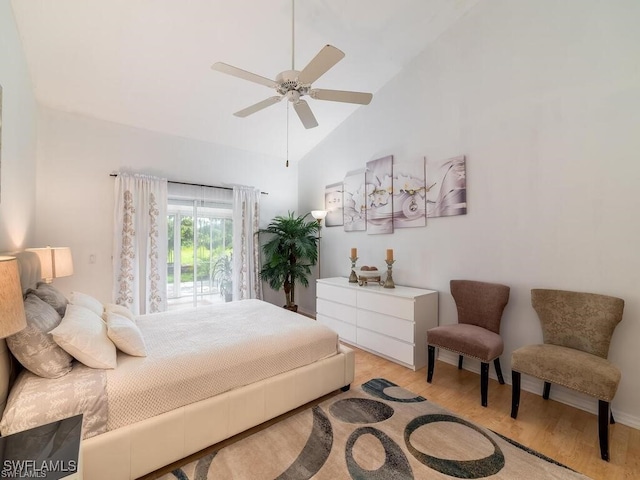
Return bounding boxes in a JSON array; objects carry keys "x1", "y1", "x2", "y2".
[{"x1": 224, "y1": 293, "x2": 233, "y2": 303}]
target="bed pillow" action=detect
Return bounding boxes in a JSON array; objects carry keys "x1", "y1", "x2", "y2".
[
  {"x1": 69, "y1": 291, "x2": 104, "y2": 317},
  {"x1": 104, "y1": 303, "x2": 136, "y2": 323},
  {"x1": 50, "y1": 304, "x2": 117, "y2": 369},
  {"x1": 28, "y1": 282, "x2": 69, "y2": 317},
  {"x1": 6, "y1": 294, "x2": 73, "y2": 378},
  {"x1": 106, "y1": 312, "x2": 147, "y2": 357}
]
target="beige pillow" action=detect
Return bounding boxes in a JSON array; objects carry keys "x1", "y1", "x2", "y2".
[
  {"x1": 50, "y1": 304, "x2": 117, "y2": 369},
  {"x1": 6, "y1": 294, "x2": 73, "y2": 378},
  {"x1": 104, "y1": 303, "x2": 136, "y2": 323},
  {"x1": 69, "y1": 291, "x2": 104, "y2": 317},
  {"x1": 106, "y1": 312, "x2": 147, "y2": 357}
]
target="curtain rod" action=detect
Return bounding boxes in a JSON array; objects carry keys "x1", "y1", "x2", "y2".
[{"x1": 109, "y1": 174, "x2": 268, "y2": 195}]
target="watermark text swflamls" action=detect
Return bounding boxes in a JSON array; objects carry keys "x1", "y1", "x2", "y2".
[{"x1": 1, "y1": 460, "x2": 78, "y2": 478}]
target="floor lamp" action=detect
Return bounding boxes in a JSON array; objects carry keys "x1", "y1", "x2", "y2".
[{"x1": 311, "y1": 210, "x2": 327, "y2": 279}]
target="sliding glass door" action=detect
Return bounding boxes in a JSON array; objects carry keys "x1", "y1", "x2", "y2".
[{"x1": 167, "y1": 199, "x2": 232, "y2": 309}]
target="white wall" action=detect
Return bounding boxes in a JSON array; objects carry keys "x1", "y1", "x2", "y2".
[
  {"x1": 35, "y1": 107, "x2": 298, "y2": 306},
  {"x1": 0, "y1": 2, "x2": 37, "y2": 250},
  {"x1": 298, "y1": 0, "x2": 640, "y2": 426}
]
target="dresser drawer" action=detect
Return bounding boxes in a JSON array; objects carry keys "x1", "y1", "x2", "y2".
[
  {"x1": 317, "y1": 314, "x2": 356, "y2": 343},
  {"x1": 317, "y1": 298, "x2": 357, "y2": 325},
  {"x1": 357, "y1": 290, "x2": 414, "y2": 321},
  {"x1": 356, "y1": 328, "x2": 414, "y2": 366},
  {"x1": 317, "y1": 282, "x2": 357, "y2": 306},
  {"x1": 357, "y1": 309, "x2": 414, "y2": 343}
]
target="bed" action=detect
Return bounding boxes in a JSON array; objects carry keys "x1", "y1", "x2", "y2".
[{"x1": 0, "y1": 251, "x2": 355, "y2": 479}]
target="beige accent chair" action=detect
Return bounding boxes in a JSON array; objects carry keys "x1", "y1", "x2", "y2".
[
  {"x1": 511, "y1": 289, "x2": 624, "y2": 461},
  {"x1": 427, "y1": 280, "x2": 510, "y2": 407}
]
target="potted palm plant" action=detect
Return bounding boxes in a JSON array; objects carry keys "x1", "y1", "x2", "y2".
[
  {"x1": 212, "y1": 252, "x2": 233, "y2": 302},
  {"x1": 259, "y1": 212, "x2": 320, "y2": 311}
]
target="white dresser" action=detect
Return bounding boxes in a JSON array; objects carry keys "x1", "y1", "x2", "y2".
[{"x1": 316, "y1": 277, "x2": 438, "y2": 370}]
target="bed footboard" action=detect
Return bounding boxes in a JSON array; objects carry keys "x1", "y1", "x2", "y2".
[{"x1": 83, "y1": 344, "x2": 354, "y2": 480}]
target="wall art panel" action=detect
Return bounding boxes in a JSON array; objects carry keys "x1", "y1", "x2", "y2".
[
  {"x1": 366, "y1": 155, "x2": 394, "y2": 235},
  {"x1": 426, "y1": 155, "x2": 467, "y2": 218},
  {"x1": 324, "y1": 182, "x2": 344, "y2": 227},
  {"x1": 343, "y1": 169, "x2": 367, "y2": 232},
  {"x1": 393, "y1": 157, "x2": 426, "y2": 228}
]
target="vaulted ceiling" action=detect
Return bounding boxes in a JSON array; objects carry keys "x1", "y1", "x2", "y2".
[{"x1": 11, "y1": 0, "x2": 479, "y2": 161}]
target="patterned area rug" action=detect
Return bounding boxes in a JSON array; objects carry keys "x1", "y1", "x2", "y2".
[{"x1": 160, "y1": 378, "x2": 591, "y2": 479}]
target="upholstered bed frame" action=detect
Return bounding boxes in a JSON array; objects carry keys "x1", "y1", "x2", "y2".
[{"x1": 0, "y1": 251, "x2": 355, "y2": 479}]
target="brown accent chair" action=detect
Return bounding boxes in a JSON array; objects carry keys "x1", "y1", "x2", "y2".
[
  {"x1": 427, "y1": 280, "x2": 510, "y2": 407},
  {"x1": 511, "y1": 289, "x2": 624, "y2": 461}
]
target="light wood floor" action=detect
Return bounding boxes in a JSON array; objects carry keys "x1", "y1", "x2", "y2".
[
  {"x1": 351, "y1": 346, "x2": 640, "y2": 480},
  {"x1": 141, "y1": 345, "x2": 640, "y2": 480}
]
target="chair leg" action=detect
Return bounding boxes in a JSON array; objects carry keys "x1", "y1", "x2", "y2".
[
  {"x1": 480, "y1": 362, "x2": 489, "y2": 407},
  {"x1": 543, "y1": 381, "x2": 551, "y2": 400},
  {"x1": 458, "y1": 355, "x2": 464, "y2": 370},
  {"x1": 493, "y1": 358, "x2": 505, "y2": 384},
  {"x1": 427, "y1": 346, "x2": 435, "y2": 383},
  {"x1": 511, "y1": 371, "x2": 521, "y2": 419},
  {"x1": 598, "y1": 400, "x2": 611, "y2": 461}
]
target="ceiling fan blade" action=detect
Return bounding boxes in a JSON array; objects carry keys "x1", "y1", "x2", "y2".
[
  {"x1": 297, "y1": 45, "x2": 345, "y2": 85},
  {"x1": 233, "y1": 96, "x2": 283, "y2": 118},
  {"x1": 211, "y1": 62, "x2": 277, "y2": 89},
  {"x1": 293, "y1": 100, "x2": 319, "y2": 129},
  {"x1": 311, "y1": 88, "x2": 373, "y2": 105}
]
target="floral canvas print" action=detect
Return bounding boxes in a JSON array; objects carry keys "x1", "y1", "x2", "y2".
[
  {"x1": 426, "y1": 155, "x2": 467, "y2": 218},
  {"x1": 343, "y1": 169, "x2": 367, "y2": 232},
  {"x1": 324, "y1": 182, "x2": 344, "y2": 227},
  {"x1": 366, "y1": 155, "x2": 394, "y2": 235},
  {"x1": 393, "y1": 157, "x2": 426, "y2": 228}
]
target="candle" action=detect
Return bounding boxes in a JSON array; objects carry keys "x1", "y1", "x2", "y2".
[
  {"x1": 386, "y1": 249, "x2": 394, "y2": 262},
  {"x1": 351, "y1": 248, "x2": 357, "y2": 258}
]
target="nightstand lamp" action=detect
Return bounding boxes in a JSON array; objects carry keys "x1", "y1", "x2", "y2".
[
  {"x1": 0, "y1": 256, "x2": 27, "y2": 337},
  {"x1": 26, "y1": 246, "x2": 74, "y2": 283}
]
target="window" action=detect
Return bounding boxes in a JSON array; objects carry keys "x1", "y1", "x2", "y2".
[{"x1": 166, "y1": 185, "x2": 233, "y2": 309}]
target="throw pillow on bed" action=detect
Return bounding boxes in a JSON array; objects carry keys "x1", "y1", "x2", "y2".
[
  {"x1": 68, "y1": 291, "x2": 104, "y2": 317},
  {"x1": 28, "y1": 282, "x2": 69, "y2": 317},
  {"x1": 50, "y1": 304, "x2": 117, "y2": 369},
  {"x1": 104, "y1": 303, "x2": 136, "y2": 323},
  {"x1": 106, "y1": 312, "x2": 147, "y2": 356},
  {"x1": 6, "y1": 293, "x2": 73, "y2": 378}
]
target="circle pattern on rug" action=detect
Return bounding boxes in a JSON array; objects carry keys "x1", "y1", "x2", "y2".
[
  {"x1": 330, "y1": 398, "x2": 394, "y2": 424},
  {"x1": 275, "y1": 406, "x2": 333, "y2": 480},
  {"x1": 404, "y1": 414, "x2": 505, "y2": 479},
  {"x1": 362, "y1": 378, "x2": 426, "y2": 403},
  {"x1": 346, "y1": 426, "x2": 413, "y2": 479}
]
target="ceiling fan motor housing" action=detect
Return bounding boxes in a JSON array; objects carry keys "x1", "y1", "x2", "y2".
[{"x1": 276, "y1": 70, "x2": 311, "y2": 100}]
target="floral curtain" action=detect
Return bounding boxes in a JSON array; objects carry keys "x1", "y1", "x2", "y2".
[
  {"x1": 113, "y1": 173, "x2": 168, "y2": 314},
  {"x1": 232, "y1": 186, "x2": 262, "y2": 301}
]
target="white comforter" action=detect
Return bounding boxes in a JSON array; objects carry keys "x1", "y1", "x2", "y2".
[{"x1": 1, "y1": 300, "x2": 338, "y2": 438}]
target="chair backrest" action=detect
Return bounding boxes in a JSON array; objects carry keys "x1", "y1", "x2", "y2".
[
  {"x1": 450, "y1": 280, "x2": 510, "y2": 334},
  {"x1": 531, "y1": 289, "x2": 624, "y2": 358}
]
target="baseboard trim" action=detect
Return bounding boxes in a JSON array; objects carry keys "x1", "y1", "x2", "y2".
[{"x1": 437, "y1": 350, "x2": 639, "y2": 429}]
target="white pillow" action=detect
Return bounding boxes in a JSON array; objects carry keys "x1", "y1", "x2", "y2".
[
  {"x1": 69, "y1": 291, "x2": 104, "y2": 317},
  {"x1": 104, "y1": 303, "x2": 136, "y2": 323},
  {"x1": 50, "y1": 304, "x2": 117, "y2": 369},
  {"x1": 106, "y1": 312, "x2": 147, "y2": 357}
]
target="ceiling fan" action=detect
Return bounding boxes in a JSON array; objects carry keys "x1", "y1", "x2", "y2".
[{"x1": 211, "y1": 1, "x2": 373, "y2": 129}]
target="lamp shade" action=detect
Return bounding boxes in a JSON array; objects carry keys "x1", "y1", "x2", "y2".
[
  {"x1": 311, "y1": 210, "x2": 328, "y2": 221},
  {"x1": 26, "y1": 247, "x2": 74, "y2": 283},
  {"x1": 0, "y1": 256, "x2": 27, "y2": 338}
]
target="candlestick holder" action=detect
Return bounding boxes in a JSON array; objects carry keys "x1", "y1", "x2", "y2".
[
  {"x1": 349, "y1": 256, "x2": 359, "y2": 283},
  {"x1": 383, "y1": 259, "x2": 395, "y2": 288}
]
